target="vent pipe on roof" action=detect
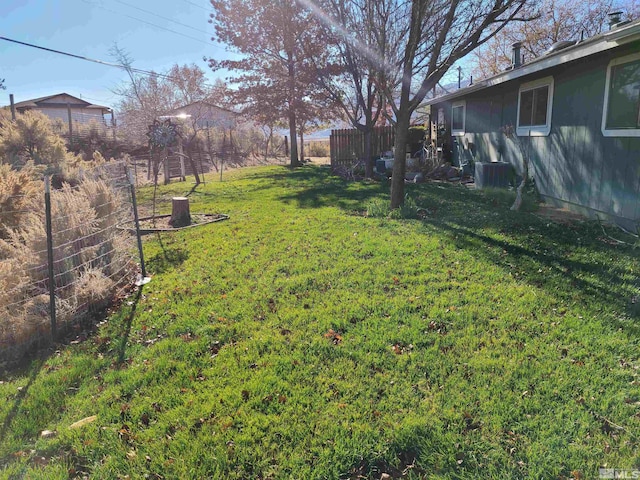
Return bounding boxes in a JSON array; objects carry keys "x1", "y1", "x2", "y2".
[
  {"x1": 511, "y1": 42, "x2": 523, "y2": 68},
  {"x1": 608, "y1": 11, "x2": 629, "y2": 29}
]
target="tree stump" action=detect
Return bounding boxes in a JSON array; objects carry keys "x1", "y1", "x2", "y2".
[{"x1": 170, "y1": 197, "x2": 191, "y2": 227}]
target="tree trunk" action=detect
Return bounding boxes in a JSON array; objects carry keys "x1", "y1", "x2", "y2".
[
  {"x1": 287, "y1": 50, "x2": 299, "y2": 167},
  {"x1": 390, "y1": 109, "x2": 411, "y2": 209},
  {"x1": 510, "y1": 157, "x2": 529, "y2": 211},
  {"x1": 264, "y1": 129, "x2": 272, "y2": 161},
  {"x1": 185, "y1": 144, "x2": 201, "y2": 185},
  {"x1": 364, "y1": 126, "x2": 373, "y2": 178},
  {"x1": 163, "y1": 147, "x2": 170, "y2": 185},
  {"x1": 170, "y1": 197, "x2": 191, "y2": 227},
  {"x1": 389, "y1": 0, "x2": 422, "y2": 210},
  {"x1": 288, "y1": 111, "x2": 299, "y2": 167},
  {"x1": 300, "y1": 130, "x2": 305, "y2": 162}
]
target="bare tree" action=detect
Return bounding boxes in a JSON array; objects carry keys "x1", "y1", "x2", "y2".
[
  {"x1": 377, "y1": 0, "x2": 530, "y2": 208},
  {"x1": 304, "y1": 0, "x2": 530, "y2": 207},
  {"x1": 111, "y1": 47, "x2": 234, "y2": 184},
  {"x1": 110, "y1": 46, "x2": 175, "y2": 146},
  {"x1": 208, "y1": 0, "x2": 334, "y2": 167},
  {"x1": 471, "y1": 0, "x2": 639, "y2": 79},
  {"x1": 304, "y1": 0, "x2": 401, "y2": 177}
]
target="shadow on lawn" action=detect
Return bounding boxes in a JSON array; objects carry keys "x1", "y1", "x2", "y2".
[
  {"x1": 424, "y1": 217, "x2": 639, "y2": 334},
  {"x1": 266, "y1": 168, "x2": 639, "y2": 332},
  {"x1": 146, "y1": 232, "x2": 190, "y2": 275},
  {"x1": 272, "y1": 166, "x2": 387, "y2": 211},
  {"x1": 115, "y1": 287, "x2": 143, "y2": 365},
  {"x1": 0, "y1": 357, "x2": 45, "y2": 449}
]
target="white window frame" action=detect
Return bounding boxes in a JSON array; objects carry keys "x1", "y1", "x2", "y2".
[
  {"x1": 601, "y1": 52, "x2": 640, "y2": 137},
  {"x1": 516, "y1": 76, "x2": 554, "y2": 137},
  {"x1": 451, "y1": 100, "x2": 466, "y2": 136}
]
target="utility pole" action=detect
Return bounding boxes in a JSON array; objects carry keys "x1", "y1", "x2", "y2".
[
  {"x1": 9, "y1": 94, "x2": 16, "y2": 120},
  {"x1": 67, "y1": 102, "x2": 73, "y2": 147}
]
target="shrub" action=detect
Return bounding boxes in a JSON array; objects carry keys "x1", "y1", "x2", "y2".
[
  {"x1": 308, "y1": 141, "x2": 329, "y2": 157},
  {"x1": 366, "y1": 198, "x2": 390, "y2": 218},
  {"x1": 366, "y1": 195, "x2": 421, "y2": 219},
  {"x1": 0, "y1": 163, "x2": 41, "y2": 238},
  {"x1": 0, "y1": 110, "x2": 68, "y2": 166},
  {"x1": 0, "y1": 174, "x2": 132, "y2": 354},
  {"x1": 0, "y1": 112, "x2": 134, "y2": 355}
]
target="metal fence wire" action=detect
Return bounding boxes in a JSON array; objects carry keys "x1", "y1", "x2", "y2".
[{"x1": 0, "y1": 160, "x2": 142, "y2": 361}]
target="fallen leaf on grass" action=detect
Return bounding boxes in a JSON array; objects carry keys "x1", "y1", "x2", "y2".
[
  {"x1": 69, "y1": 415, "x2": 97, "y2": 429},
  {"x1": 268, "y1": 298, "x2": 277, "y2": 313},
  {"x1": 324, "y1": 329, "x2": 342, "y2": 345},
  {"x1": 392, "y1": 343, "x2": 413, "y2": 355},
  {"x1": 463, "y1": 412, "x2": 482, "y2": 432},
  {"x1": 119, "y1": 424, "x2": 132, "y2": 443}
]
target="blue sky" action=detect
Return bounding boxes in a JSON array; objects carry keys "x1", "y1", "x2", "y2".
[{"x1": 1, "y1": 0, "x2": 232, "y2": 109}]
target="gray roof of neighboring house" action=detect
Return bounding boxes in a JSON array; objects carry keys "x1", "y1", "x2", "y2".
[
  {"x1": 163, "y1": 100, "x2": 239, "y2": 117},
  {"x1": 426, "y1": 18, "x2": 640, "y2": 105},
  {"x1": 12, "y1": 93, "x2": 111, "y2": 111}
]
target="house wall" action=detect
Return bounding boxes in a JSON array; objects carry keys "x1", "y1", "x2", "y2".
[
  {"x1": 434, "y1": 42, "x2": 640, "y2": 229},
  {"x1": 174, "y1": 103, "x2": 237, "y2": 129},
  {"x1": 34, "y1": 107, "x2": 105, "y2": 125}
]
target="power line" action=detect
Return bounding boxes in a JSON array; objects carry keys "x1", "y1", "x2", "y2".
[
  {"x1": 82, "y1": 0, "x2": 213, "y2": 46},
  {"x1": 113, "y1": 0, "x2": 213, "y2": 37},
  {"x1": 0, "y1": 36, "x2": 176, "y2": 81},
  {"x1": 0, "y1": 36, "x2": 230, "y2": 96},
  {"x1": 180, "y1": 0, "x2": 214, "y2": 12}
]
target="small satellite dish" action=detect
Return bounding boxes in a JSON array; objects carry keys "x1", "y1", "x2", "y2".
[{"x1": 545, "y1": 40, "x2": 577, "y2": 55}]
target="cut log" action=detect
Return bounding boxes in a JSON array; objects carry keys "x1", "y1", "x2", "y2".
[{"x1": 170, "y1": 197, "x2": 191, "y2": 227}]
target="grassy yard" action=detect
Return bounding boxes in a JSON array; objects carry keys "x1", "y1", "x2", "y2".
[{"x1": 1, "y1": 165, "x2": 639, "y2": 479}]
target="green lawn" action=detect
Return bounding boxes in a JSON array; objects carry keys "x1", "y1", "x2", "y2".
[{"x1": 1, "y1": 165, "x2": 639, "y2": 479}]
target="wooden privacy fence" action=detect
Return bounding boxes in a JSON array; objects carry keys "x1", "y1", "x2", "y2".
[{"x1": 330, "y1": 126, "x2": 395, "y2": 167}]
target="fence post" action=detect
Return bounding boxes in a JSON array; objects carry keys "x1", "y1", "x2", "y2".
[
  {"x1": 126, "y1": 166, "x2": 150, "y2": 284},
  {"x1": 178, "y1": 143, "x2": 186, "y2": 181},
  {"x1": 9, "y1": 94, "x2": 16, "y2": 121},
  {"x1": 44, "y1": 176, "x2": 57, "y2": 341}
]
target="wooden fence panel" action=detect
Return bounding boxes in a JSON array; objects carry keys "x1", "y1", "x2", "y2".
[{"x1": 329, "y1": 126, "x2": 395, "y2": 166}]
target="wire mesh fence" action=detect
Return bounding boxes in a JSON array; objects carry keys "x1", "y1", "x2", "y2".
[{"x1": 0, "y1": 160, "x2": 142, "y2": 362}]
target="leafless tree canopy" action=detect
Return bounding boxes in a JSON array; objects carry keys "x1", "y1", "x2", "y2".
[
  {"x1": 470, "y1": 0, "x2": 640, "y2": 79},
  {"x1": 111, "y1": 46, "x2": 221, "y2": 146},
  {"x1": 313, "y1": 0, "x2": 530, "y2": 207}
]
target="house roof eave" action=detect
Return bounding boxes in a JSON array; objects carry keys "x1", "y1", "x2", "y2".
[{"x1": 9, "y1": 93, "x2": 111, "y2": 111}]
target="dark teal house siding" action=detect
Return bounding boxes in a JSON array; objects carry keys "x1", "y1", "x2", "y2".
[{"x1": 430, "y1": 39, "x2": 640, "y2": 230}]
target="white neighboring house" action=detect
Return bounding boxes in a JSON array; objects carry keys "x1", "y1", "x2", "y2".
[
  {"x1": 162, "y1": 100, "x2": 237, "y2": 129},
  {"x1": 12, "y1": 93, "x2": 114, "y2": 128}
]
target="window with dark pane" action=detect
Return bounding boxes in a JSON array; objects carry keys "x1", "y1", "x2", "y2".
[
  {"x1": 519, "y1": 86, "x2": 548, "y2": 127},
  {"x1": 532, "y1": 86, "x2": 549, "y2": 125},
  {"x1": 519, "y1": 90, "x2": 534, "y2": 126},
  {"x1": 606, "y1": 58, "x2": 640, "y2": 129},
  {"x1": 452, "y1": 104, "x2": 464, "y2": 131}
]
